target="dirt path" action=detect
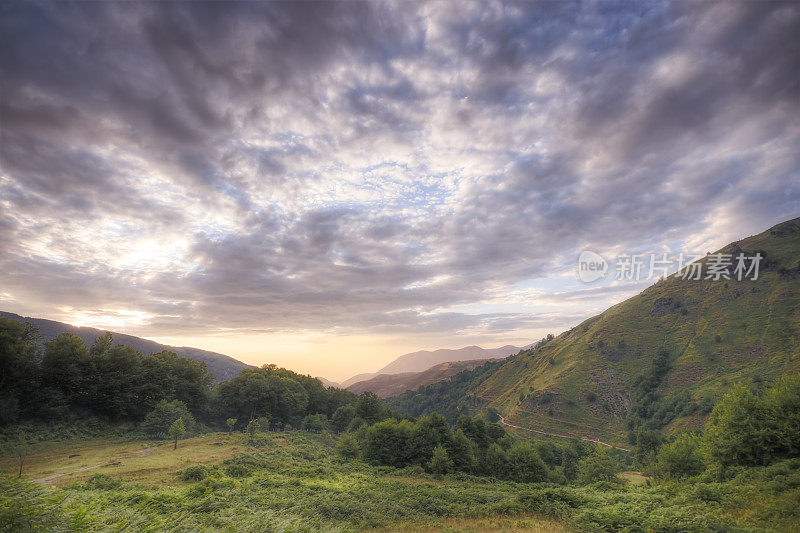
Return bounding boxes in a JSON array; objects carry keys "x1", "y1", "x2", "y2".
[
  {"x1": 33, "y1": 463, "x2": 106, "y2": 484},
  {"x1": 498, "y1": 416, "x2": 630, "y2": 451}
]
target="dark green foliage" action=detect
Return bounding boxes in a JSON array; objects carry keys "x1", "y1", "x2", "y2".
[
  {"x1": 576, "y1": 450, "x2": 619, "y2": 485},
  {"x1": 354, "y1": 392, "x2": 388, "y2": 424},
  {"x1": 1, "y1": 325, "x2": 214, "y2": 426},
  {"x1": 335, "y1": 433, "x2": 359, "y2": 459},
  {"x1": 654, "y1": 433, "x2": 704, "y2": 479},
  {"x1": 0, "y1": 318, "x2": 41, "y2": 424},
  {"x1": 330, "y1": 404, "x2": 355, "y2": 433},
  {"x1": 633, "y1": 429, "x2": 664, "y2": 467},
  {"x1": 705, "y1": 375, "x2": 800, "y2": 467},
  {"x1": 141, "y1": 400, "x2": 195, "y2": 438},
  {"x1": 428, "y1": 445, "x2": 453, "y2": 476},
  {"x1": 216, "y1": 365, "x2": 357, "y2": 429},
  {"x1": 302, "y1": 413, "x2": 327, "y2": 432},
  {"x1": 625, "y1": 348, "x2": 707, "y2": 436},
  {"x1": 507, "y1": 442, "x2": 548, "y2": 483},
  {"x1": 180, "y1": 465, "x2": 208, "y2": 482}
]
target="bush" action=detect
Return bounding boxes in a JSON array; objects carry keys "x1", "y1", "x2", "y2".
[
  {"x1": 83, "y1": 473, "x2": 120, "y2": 490},
  {"x1": 225, "y1": 463, "x2": 252, "y2": 478},
  {"x1": 655, "y1": 433, "x2": 704, "y2": 480},
  {"x1": 180, "y1": 464, "x2": 208, "y2": 482},
  {"x1": 302, "y1": 413, "x2": 327, "y2": 432},
  {"x1": 336, "y1": 433, "x2": 360, "y2": 459},
  {"x1": 576, "y1": 450, "x2": 619, "y2": 484}
]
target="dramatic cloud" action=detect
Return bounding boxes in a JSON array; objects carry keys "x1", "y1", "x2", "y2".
[{"x1": 1, "y1": 1, "x2": 798, "y2": 375}]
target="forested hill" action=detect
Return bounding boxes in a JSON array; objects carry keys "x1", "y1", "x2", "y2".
[
  {"x1": 0, "y1": 311, "x2": 252, "y2": 383},
  {"x1": 389, "y1": 217, "x2": 800, "y2": 446}
]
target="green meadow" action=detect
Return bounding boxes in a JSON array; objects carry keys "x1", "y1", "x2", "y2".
[{"x1": 3, "y1": 430, "x2": 800, "y2": 532}]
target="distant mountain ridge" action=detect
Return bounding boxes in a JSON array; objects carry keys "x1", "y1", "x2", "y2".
[
  {"x1": 346, "y1": 359, "x2": 500, "y2": 398},
  {"x1": 377, "y1": 344, "x2": 526, "y2": 374},
  {"x1": 0, "y1": 311, "x2": 253, "y2": 383},
  {"x1": 338, "y1": 344, "x2": 527, "y2": 388}
]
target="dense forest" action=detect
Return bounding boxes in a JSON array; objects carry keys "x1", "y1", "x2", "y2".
[{"x1": 0, "y1": 318, "x2": 365, "y2": 433}]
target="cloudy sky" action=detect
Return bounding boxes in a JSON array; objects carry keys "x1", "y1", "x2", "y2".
[{"x1": 1, "y1": 1, "x2": 798, "y2": 381}]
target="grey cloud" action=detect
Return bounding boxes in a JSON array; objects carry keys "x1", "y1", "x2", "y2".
[{"x1": 1, "y1": 0, "x2": 798, "y2": 342}]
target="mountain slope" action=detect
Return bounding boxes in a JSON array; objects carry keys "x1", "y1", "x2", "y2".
[
  {"x1": 0, "y1": 311, "x2": 253, "y2": 382},
  {"x1": 390, "y1": 217, "x2": 800, "y2": 445},
  {"x1": 346, "y1": 359, "x2": 499, "y2": 398}
]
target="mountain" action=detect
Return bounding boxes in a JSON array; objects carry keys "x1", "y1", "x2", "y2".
[
  {"x1": 0, "y1": 311, "x2": 253, "y2": 383},
  {"x1": 346, "y1": 359, "x2": 500, "y2": 398},
  {"x1": 317, "y1": 376, "x2": 340, "y2": 388},
  {"x1": 340, "y1": 372, "x2": 380, "y2": 389},
  {"x1": 376, "y1": 344, "x2": 525, "y2": 374},
  {"x1": 388, "y1": 217, "x2": 800, "y2": 446}
]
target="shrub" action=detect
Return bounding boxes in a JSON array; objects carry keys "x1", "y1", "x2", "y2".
[
  {"x1": 225, "y1": 463, "x2": 252, "y2": 478},
  {"x1": 84, "y1": 473, "x2": 120, "y2": 490},
  {"x1": 654, "y1": 433, "x2": 704, "y2": 480},
  {"x1": 576, "y1": 450, "x2": 619, "y2": 484},
  {"x1": 181, "y1": 464, "x2": 208, "y2": 482},
  {"x1": 302, "y1": 413, "x2": 327, "y2": 432},
  {"x1": 336, "y1": 433, "x2": 360, "y2": 460}
]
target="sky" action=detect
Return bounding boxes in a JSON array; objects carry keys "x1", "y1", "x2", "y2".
[{"x1": 1, "y1": 1, "x2": 798, "y2": 381}]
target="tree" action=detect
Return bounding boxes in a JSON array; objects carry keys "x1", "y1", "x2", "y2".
[
  {"x1": 507, "y1": 442, "x2": 548, "y2": 483},
  {"x1": 0, "y1": 318, "x2": 41, "y2": 424},
  {"x1": 226, "y1": 418, "x2": 238, "y2": 434},
  {"x1": 4, "y1": 432, "x2": 30, "y2": 478},
  {"x1": 331, "y1": 404, "x2": 355, "y2": 433},
  {"x1": 302, "y1": 413, "x2": 327, "y2": 432},
  {"x1": 576, "y1": 450, "x2": 619, "y2": 484},
  {"x1": 654, "y1": 433, "x2": 704, "y2": 480},
  {"x1": 41, "y1": 333, "x2": 90, "y2": 407},
  {"x1": 355, "y1": 392, "x2": 385, "y2": 424},
  {"x1": 336, "y1": 433, "x2": 360, "y2": 459},
  {"x1": 428, "y1": 445, "x2": 453, "y2": 476},
  {"x1": 447, "y1": 429, "x2": 476, "y2": 472},
  {"x1": 634, "y1": 429, "x2": 664, "y2": 468},
  {"x1": 168, "y1": 418, "x2": 186, "y2": 449},
  {"x1": 481, "y1": 442, "x2": 507, "y2": 477},
  {"x1": 362, "y1": 419, "x2": 415, "y2": 467},
  {"x1": 704, "y1": 376, "x2": 800, "y2": 468},
  {"x1": 141, "y1": 400, "x2": 195, "y2": 438},
  {"x1": 246, "y1": 419, "x2": 259, "y2": 445}
]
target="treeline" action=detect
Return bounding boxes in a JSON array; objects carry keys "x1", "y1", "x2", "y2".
[
  {"x1": 385, "y1": 359, "x2": 505, "y2": 422},
  {"x1": 0, "y1": 318, "x2": 367, "y2": 433},
  {"x1": 336, "y1": 413, "x2": 613, "y2": 484}
]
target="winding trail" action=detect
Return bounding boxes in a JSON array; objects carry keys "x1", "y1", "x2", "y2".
[{"x1": 498, "y1": 416, "x2": 630, "y2": 452}]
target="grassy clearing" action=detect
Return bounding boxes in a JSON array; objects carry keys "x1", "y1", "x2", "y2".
[{"x1": 1, "y1": 433, "x2": 249, "y2": 487}]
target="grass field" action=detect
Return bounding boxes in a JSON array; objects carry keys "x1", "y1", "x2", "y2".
[{"x1": 2, "y1": 431, "x2": 799, "y2": 532}]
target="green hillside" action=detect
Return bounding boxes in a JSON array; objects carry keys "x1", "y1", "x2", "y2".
[{"x1": 398, "y1": 218, "x2": 800, "y2": 446}]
